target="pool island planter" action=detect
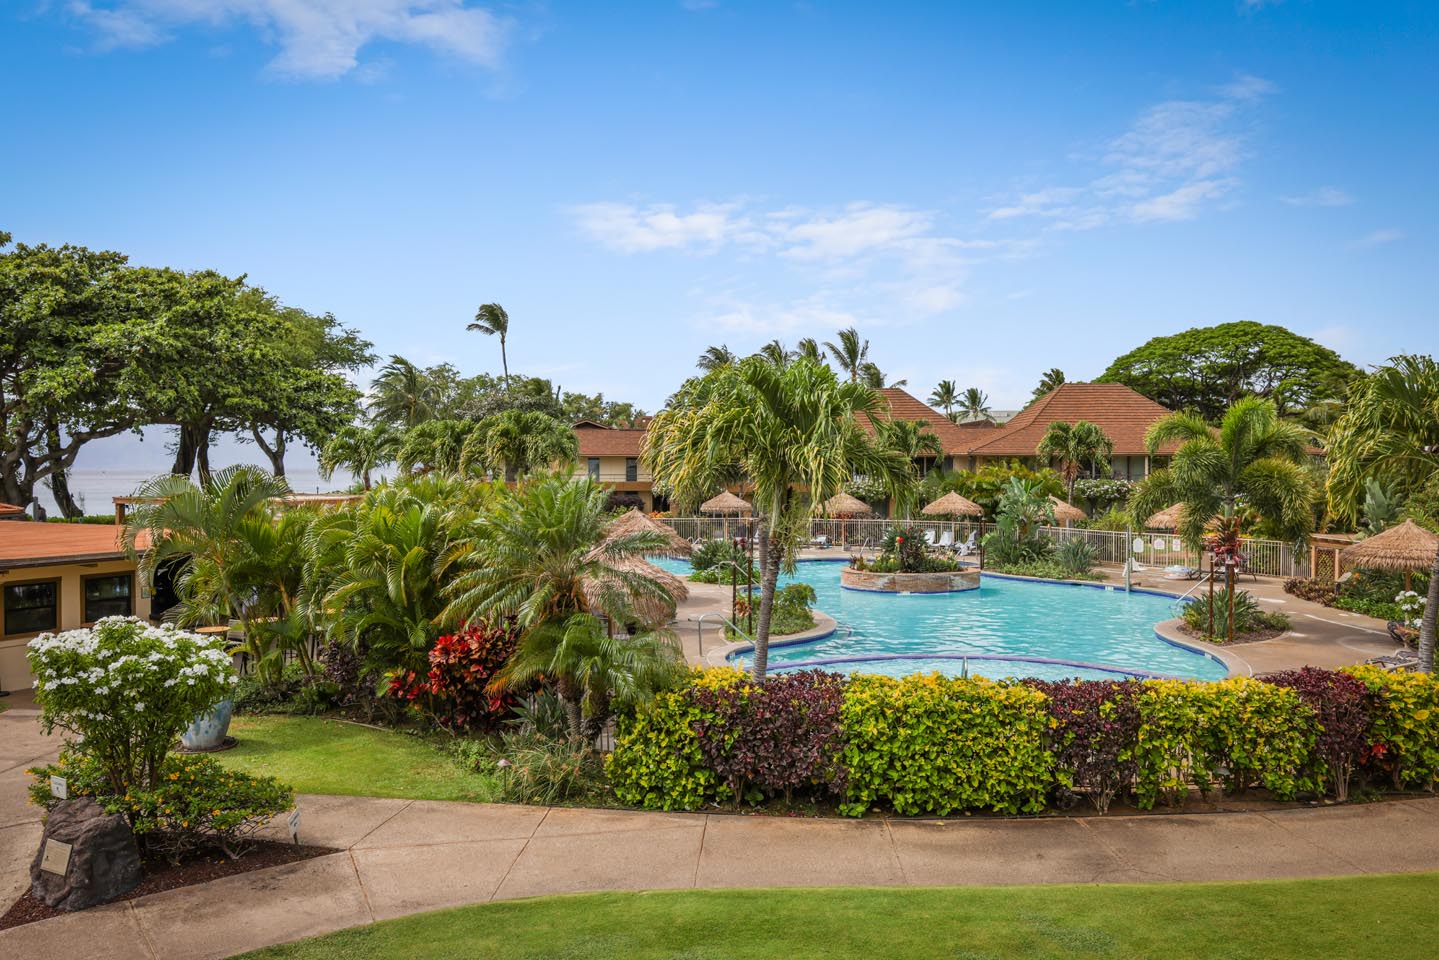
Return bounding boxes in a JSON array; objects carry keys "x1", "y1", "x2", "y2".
[{"x1": 840, "y1": 567, "x2": 980, "y2": 593}]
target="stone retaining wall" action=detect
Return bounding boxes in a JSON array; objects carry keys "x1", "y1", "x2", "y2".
[{"x1": 840, "y1": 567, "x2": 981, "y2": 593}]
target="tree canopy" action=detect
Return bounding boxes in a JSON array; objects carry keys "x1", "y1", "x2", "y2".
[{"x1": 1097, "y1": 321, "x2": 1359, "y2": 422}]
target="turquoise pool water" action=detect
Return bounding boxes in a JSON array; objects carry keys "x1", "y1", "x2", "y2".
[{"x1": 654, "y1": 558, "x2": 1228, "y2": 682}]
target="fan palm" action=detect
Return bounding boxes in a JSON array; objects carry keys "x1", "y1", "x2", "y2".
[
  {"x1": 644, "y1": 356, "x2": 908, "y2": 677},
  {"x1": 959, "y1": 387, "x2": 992, "y2": 422},
  {"x1": 461, "y1": 409, "x2": 578, "y2": 480},
  {"x1": 1129, "y1": 396, "x2": 1317, "y2": 553},
  {"x1": 823, "y1": 327, "x2": 870, "y2": 382},
  {"x1": 1037, "y1": 420, "x2": 1114, "y2": 504},
  {"x1": 929, "y1": 380, "x2": 959, "y2": 421},
  {"x1": 468, "y1": 303, "x2": 511, "y2": 391},
  {"x1": 1325, "y1": 355, "x2": 1439, "y2": 671},
  {"x1": 319, "y1": 422, "x2": 401, "y2": 490},
  {"x1": 368, "y1": 356, "x2": 440, "y2": 428},
  {"x1": 492, "y1": 613, "x2": 681, "y2": 739}
]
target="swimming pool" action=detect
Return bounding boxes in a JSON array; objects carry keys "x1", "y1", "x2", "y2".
[{"x1": 655, "y1": 558, "x2": 1228, "y2": 682}]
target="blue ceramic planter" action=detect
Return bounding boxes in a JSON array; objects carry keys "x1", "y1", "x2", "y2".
[{"x1": 180, "y1": 699, "x2": 234, "y2": 751}]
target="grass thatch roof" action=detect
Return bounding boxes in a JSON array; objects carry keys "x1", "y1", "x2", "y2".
[
  {"x1": 1049, "y1": 496, "x2": 1087, "y2": 524},
  {"x1": 1146, "y1": 503, "x2": 1185, "y2": 529},
  {"x1": 603, "y1": 508, "x2": 691, "y2": 556},
  {"x1": 700, "y1": 490, "x2": 752, "y2": 515},
  {"x1": 822, "y1": 493, "x2": 874, "y2": 518},
  {"x1": 1340, "y1": 520, "x2": 1439, "y2": 572},
  {"x1": 920, "y1": 491, "x2": 984, "y2": 517}
]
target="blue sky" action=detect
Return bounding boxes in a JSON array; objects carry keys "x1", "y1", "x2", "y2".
[{"x1": 3, "y1": 1, "x2": 1436, "y2": 486}]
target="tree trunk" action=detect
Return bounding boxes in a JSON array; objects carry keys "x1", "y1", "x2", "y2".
[
  {"x1": 196, "y1": 427, "x2": 212, "y2": 484},
  {"x1": 250, "y1": 426, "x2": 287, "y2": 478},
  {"x1": 500, "y1": 337, "x2": 510, "y2": 393},
  {"x1": 1419, "y1": 548, "x2": 1439, "y2": 673},
  {"x1": 171, "y1": 424, "x2": 198, "y2": 476},
  {"x1": 361, "y1": 466, "x2": 372, "y2": 490},
  {"x1": 750, "y1": 520, "x2": 782, "y2": 681},
  {"x1": 44, "y1": 425, "x2": 84, "y2": 518}
]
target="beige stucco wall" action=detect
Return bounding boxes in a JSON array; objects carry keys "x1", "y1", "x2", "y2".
[{"x1": 0, "y1": 559, "x2": 150, "y2": 691}]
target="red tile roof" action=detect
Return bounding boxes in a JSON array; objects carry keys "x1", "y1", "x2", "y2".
[
  {"x1": 959, "y1": 383, "x2": 1177, "y2": 457},
  {"x1": 0, "y1": 523, "x2": 150, "y2": 568},
  {"x1": 574, "y1": 424, "x2": 646, "y2": 457},
  {"x1": 870, "y1": 388, "x2": 974, "y2": 451}
]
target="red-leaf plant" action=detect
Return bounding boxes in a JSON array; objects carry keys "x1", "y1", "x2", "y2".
[{"x1": 387, "y1": 619, "x2": 521, "y2": 732}]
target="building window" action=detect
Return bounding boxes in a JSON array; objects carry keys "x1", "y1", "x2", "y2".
[
  {"x1": 4, "y1": 579, "x2": 59, "y2": 636},
  {"x1": 587, "y1": 458, "x2": 600, "y2": 480},
  {"x1": 625, "y1": 458, "x2": 638, "y2": 482},
  {"x1": 84, "y1": 573, "x2": 133, "y2": 623}
]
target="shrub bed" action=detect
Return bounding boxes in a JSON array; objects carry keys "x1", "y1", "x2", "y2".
[{"x1": 608, "y1": 666, "x2": 1438, "y2": 817}]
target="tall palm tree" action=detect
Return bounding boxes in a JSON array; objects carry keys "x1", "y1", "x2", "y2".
[
  {"x1": 959, "y1": 387, "x2": 992, "y2": 423},
  {"x1": 460, "y1": 409, "x2": 578, "y2": 480},
  {"x1": 468, "y1": 303, "x2": 512, "y2": 391},
  {"x1": 319, "y1": 422, "x2": 401, "y2": 490},
  {"x1": 492, "y1": 612, "x2": 681, "y2": 739},
  {"x1": 1032, "y1": 368, "x2": 1066, "y2": 401},
  {"x1": 795, "y1": 338, "x2": 826, "y2": 364},
  {"x1": 696, "y1": 344, "x2": 736, "y2": 372},
  {"x1": 1325, "y1": 355, "x2": 1439, "y2": 671},
  {"x1": 369, "y1": 356, "x2": 440, "y2": 428},
  {"x1": 823, "y1": 327, "x2": 870, "y2": 382},
  {"x1": 860, "y1": 362, "x2": 907, "y2": 389},
  {"x1": 644, "y1": 357, "x2": 908, "y2": 678},
  {"x1": 1130, "y1": 395, "x2": 1317, "y2": 557},
  {"x1": 1036, "y1": 420, "x2": 1114, "y2": 504},
  {"x1": 875, "y1": 418, "x2": 943, "y2": 517},
  {"x1": 756, "y1": 339, "x2": 794, "y2": 366},
  {"x1": 443, "y1": 476, "x2": 677, "y2": 636},
  {"x1": 929, "y1": 380, "x2": 959, "y2": 421}
]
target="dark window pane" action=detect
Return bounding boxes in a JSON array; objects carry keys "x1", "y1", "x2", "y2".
[
  {"x1": 85, "y1": 575, "x2": 132, "y2": 622},
  {"x1": 4, "y1": 581, "x2": 58, "y2": 635}
]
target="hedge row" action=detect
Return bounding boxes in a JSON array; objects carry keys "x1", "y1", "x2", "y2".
[{"x1": 606, "y1": 665, "x2": 1439, "y2": 816}]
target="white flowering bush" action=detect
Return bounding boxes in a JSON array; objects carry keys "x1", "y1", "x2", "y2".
[
  {"x1": 1397, "y1": 591, "x2": 1427, "y2": 629},
  {"x1": 27, "y1": 617, "x2": 235, "y2": 796}
]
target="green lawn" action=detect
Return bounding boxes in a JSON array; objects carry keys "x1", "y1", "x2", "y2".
[
  {"x1": 240, "y1": 875, "x2": 1439, "y2": 960},
  {"x1": 219, "y1": 715, "x2": 500, "y2": 803}
]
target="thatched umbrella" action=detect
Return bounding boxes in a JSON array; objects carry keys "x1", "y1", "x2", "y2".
[
  {"x1": 921, "y1": 492, "x2": 984, "y2": 518},
  {"x1": 603, "y1": 508, "x2": 691, "y2": 556},
  {"x1": 699, "y1": 490, "x2": 752, "y2": 541},
  {"x1": 582, "y1": 555, "x2": 689, "y2": 630},
  {"x1": 1049, "y1": 496, "x2": 1086, "y2": 526},
  {"x1": 1340, "y1": 520, "x2": 1439, "y2": 592},
  {"x1": 1146, "y1": 503, "x2": 1185, "y2": 530},
  {"x1": 821, "y1": 492, "x2": 873, "y2": 546}
]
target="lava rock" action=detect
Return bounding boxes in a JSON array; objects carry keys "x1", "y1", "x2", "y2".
[{"x1": 30, "y1": 797, "x2": 142, "y2": 911}]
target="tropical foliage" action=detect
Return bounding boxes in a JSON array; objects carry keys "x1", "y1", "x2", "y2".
[{"x1": 1036, "y1": 420, "x2": 1114, "y2": 503}]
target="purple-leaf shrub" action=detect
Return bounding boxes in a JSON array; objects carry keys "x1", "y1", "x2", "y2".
[
  {"x1": 1026, "y1": 679, "x2": 1142, "y2": 814},
  {"x1": 1263, "y1": 667, "x2": 1371, "y2": 801},
  {"x1": 689, "y1": 669, "x2": 847, "y2": 804}
]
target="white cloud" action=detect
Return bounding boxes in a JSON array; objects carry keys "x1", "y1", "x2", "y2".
[
  {"x1": 1131, "y1": 179, "x2": 1235, "y2": 223},
  {"x1": 65, "y1": 0, "x2": 510, "y2": 78},
  {"x1": 569, "y1": 202, "x2": 753, "y2": 254},
  {"x1": 1282, "y1": 186, "x2": 1354, "y2": 207},
  {"x1": 1355, "y1": 227, "x2": 1404, "y2": 248},
  {"x1": 778, "y1": 204, "x2": 932, "y2": 261}
]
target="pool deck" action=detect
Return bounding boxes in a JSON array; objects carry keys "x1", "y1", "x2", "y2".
[
  {"x1": 672, "y1": 549, "x2": 1397, "y2": 677},
  {"x1": 4, "y1": 699, "x2": 1439, "y2": 960}
]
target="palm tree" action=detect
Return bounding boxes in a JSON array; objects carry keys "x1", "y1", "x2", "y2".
[
  {"x1": 1037, "y1": 420, "x2": 1114, "y2": 504},
  {"x1": 696, "y1": 344, "x2": 736, "y2": 372},
  {"x1": 369, "y1": 356, "x2": 440, "y2": 428},
  {"x1": 795, "y1": 338, "x2": 826, "y2": 364},
  {"x1": 1032, "y1": 368, "x2": 1066, "y2": 401},
  {"x1": 1325, "y1": 355, "x2": 1439, "y2": 671},
  {"x1": 959, "y1": 387, "x2": 992, "y2": 423},
  {"x1": 1130, "y1": 395, "x2": 1317, "y2": 567},
  {"x1": 860, "y1": 362, "x2": 907, "y2": 389},
  {"x1": 395, "y1": 419, "x2": 475, "y2": 475},
  {"x1": 122, "y1": 466, "x2": 314, "y2": 679},
  {"x1": 875, "y1": 418, "x2": 942, "y2": 517},
  {"x1": 306, "y1": 476, "x2": 488, "y2": 673},
  {"x1": 492, "y1": 613, "x2": 681, "y2": 739},
  {"x1": 929, "y1": 380, "x2": 959, "y2": 421},
  {"x1": 644, "y1": 356, "x2": 908, "y2": 678},
  {"x1": 443, "y1": 476, "x2": 678, "y2": 638},
  {"x1": 756, "y1": 339, "x2": 794, "y2": 366},
  {"x1": 460, "y1": 409, "x2": 578, "y2": 480},
  {"x1": 468, "y1": 303, "x2": 512, "y2": 391},
  {"x1": 823, "y1": 327, "x2": 870, "y2": 382},
  {"x1": 319, "y1": 422, "x2": 401, "y2": 490}
]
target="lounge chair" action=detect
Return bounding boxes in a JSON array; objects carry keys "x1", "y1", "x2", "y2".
[
  {"x1": 937, "y1": 530, "x2": 955, "y2": 551},
  {"x1": 1366, "y1": 648, "x2": 1418, "y2": 672},
  {"x1": 924, "y1": 530, "x2": 938, "y2": 547},
  {"x1": 956, "y1": 532, "x2": 977, "y2": 557},
  {"x1": 1163, "y1": 565, "x2": 1201, "y2": 581},
  {"x1": 810, "y1": 533, "x2": 831, "y2": 549}
]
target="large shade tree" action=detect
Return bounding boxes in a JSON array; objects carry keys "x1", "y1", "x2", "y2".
[
  {"x1": 1098, "y1": 321, "x2": 1360, "y2": 422},
  {"x1": 1324, "y1": 355, "x2": 1439, "y2": 672},
  {"x1": 644, "y1": 357, "x2": 907, "y2": 678}
]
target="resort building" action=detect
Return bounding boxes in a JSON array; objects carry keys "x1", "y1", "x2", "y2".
[
  {"x1": 0, "y1": 523, "x2": 154, "y2": 692},
  {"x1": 572, "y1": 420, "x2": 667, "y2": 512}
]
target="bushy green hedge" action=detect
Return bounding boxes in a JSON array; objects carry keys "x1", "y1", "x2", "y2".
[{"x1": 607, "y1": 667, "x2": 1439, "y2": 816}]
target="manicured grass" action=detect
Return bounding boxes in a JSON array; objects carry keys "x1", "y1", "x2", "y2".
[
  {"x1": 219, "y1": 716, "x2": 500, "y2": 803},
  {"x1": 240, "y1": 875, "x2": 1439, "y2": 959}
]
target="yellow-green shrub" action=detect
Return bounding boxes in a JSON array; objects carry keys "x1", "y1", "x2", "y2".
[
  {"x1": 606, "y1": 668, "x2": 746, "y2": 810},
  {"x1": 1133, "y1": 678, "x2": 1317, "y2": 807},
  {"x1": 839, "y1": 673, "x2": 1053, "y2": 816},
  {"x1": 1344, "y1": 666, "x2": 1439, "y2": 790}
]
